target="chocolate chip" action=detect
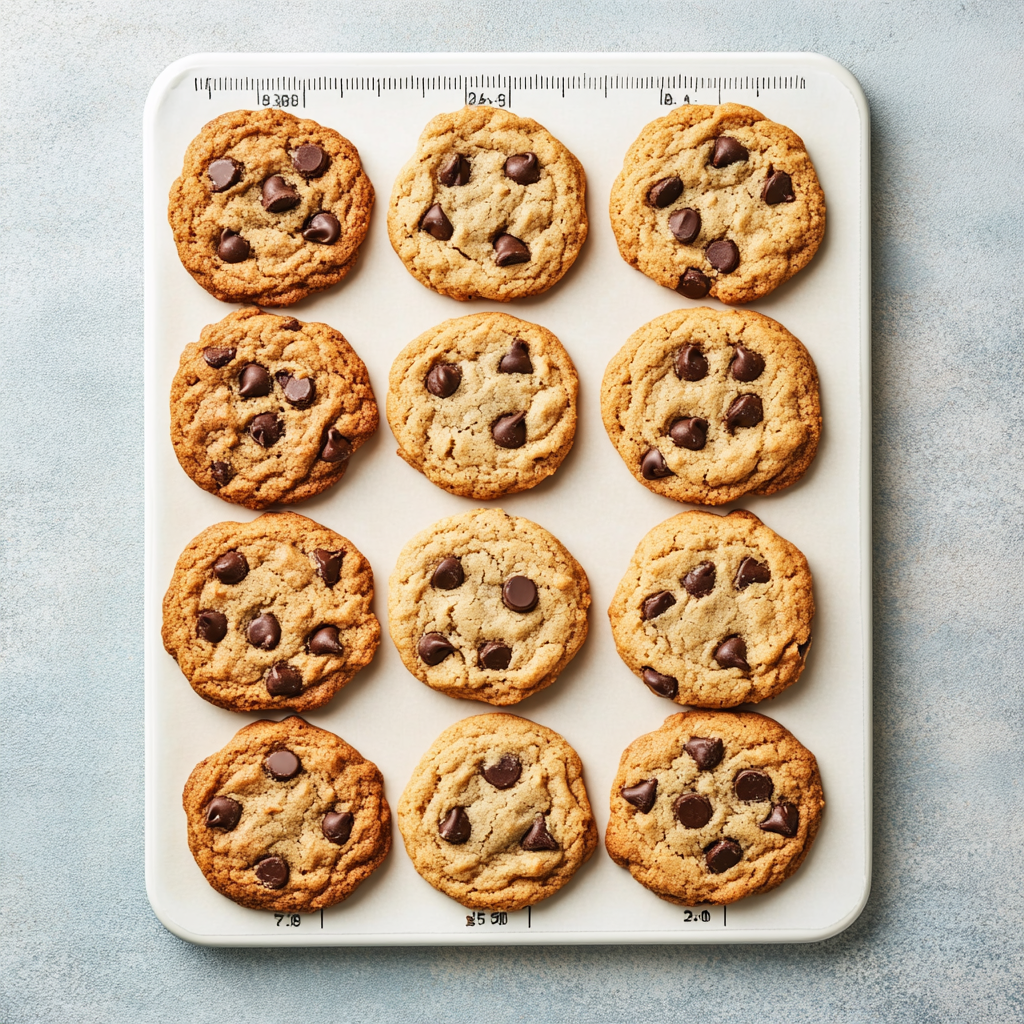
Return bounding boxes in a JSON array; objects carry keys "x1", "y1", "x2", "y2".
[
  {"x1": 498, "y1": 339, "x2": 533, "y2": 374},
  {"x1": 211, "y1": 462, "x2": 235, "y2": 487},
  {"x1": 261, "y1": 175, "x2": 300, "y2": 212},
  {"x1": 238, "y1": 363, "x2": 271, "y2": 398},
  {"x1": 196, "y1": 610, "x2": 227, "y2": 643},
  {"x1": 798, "y1": 636, "x2": 812, "y2": 659},
  {"x1": 313, "y1": 548, "x2": 343, "y2": 586},
  {"x1": 249, "y1": 413, "x2": 283, "y2": 448},
  {"x1": 212, "y1": 551, "x2": 249, "y2": 584},
  {"x1": 725, "y1": 394, "x2": 763, "y2": 432},
  {"x1": 266, "y1": 663, "x2": 302, "y2": 697},
  {"x1": 205, "y1": 796, "x2": 242, "y2": 831},
  {"x1": 217, "y1": 229, "x2": 250, "y2": 263},
  {"x1": 715, "y1": 635, "x2": 749, "y2": 671},
  {"x1": 677, "y1": 268, "x2": 711, "y2": 298},
  {"x1": 502, "y1": 576, "x2": 538, "y2": 613},
  {"x1": 425, "y1": 362, "x2": 462, "y2": 397},
  {"x1": 303, "y1": 212, "x2": 341, "y2": 244},
  {"x1": 439, "y1": 807, "x2": 471, "y2": 844},
  {"x1": 710, "y1": 137, "x2": 748, "y2": 167},
  {"x1": 438, "y1": 153, "x2": 471, "y2": 186},
  {"x1": 763, "y1": 168, "x2": 795, "y2": 205},
  {"x1": 520, "y1": 814, "x2": 559, "y2": 851},
  {"x1": 255, "y1": 856, "x2": 289, "y2": 889},
  {"x1": 420, "y1": 203, "x2": 454, "y2": 240},
  {"x1": 504, "y1": 153, "x2": 540, "y2": 184},
  {"x1": 673, "y1": 793, "x2": 713, "y2": 829},
  {"x1": 734, "y1": 769, "x2": 773, "y2": 802},
  {"x1": 641, "y1": 667, "x2": 678, "y2": 699},
  {"x1": 730, "y1": 345, "x2": 765, "y2": 382},
  {"x1": 642, "y1": 590, "x2": 676, "y2": 620},
  {"x1": 308, "y1": 625, "x2": 344, "y2": 655},
  {"x1": 705, "y1": 839, "x2": 742, "y2": 873},
  {"x1": 279, "y1": 317, "x2": 301, "y2": 331},
  {"x1": 431, "y1": 557, "x2": 464, "y2": 590},
  {"x1": 419, "y1": 632, "x2": 455, "y2": 665},
  {"x1": 641, "y1": 447, "x2": 672, "y2": 480},
  {"x1": 208, "y1": 158, "x2": 241, "y2": 191},
  {"x1": 621, "y1": 779, "x2": 658, "y2": 813},
  {"x1": 247, "y1": 612, "x2": 281, "y2": 650},
  {"x1": 319, "y1": 428, "x2": 351, "y2": 463},
  {"x1": 706, "y1": 239, "x2": 740, "y2": 273},
  {"x1": 203, "y1": 346, "x2": 236, "y2": 368},
  {"x1": 291, "y1": 143, "x2": 329, "y2": 178},
  {"x1": 683, "y1": 561, "x2": 716, "y2": 598},
  {"x1": 669, "y1": 417, "x2": 708, "y2": 451},
  {"x1": 322, "y1": 810, "x2": 354, "y2": 845},
  {"x1": 282, "y1": 375, "x2": 315, "y2": 408},
  {"x1": 672, "y1": 348, "x2": 706, "y2": 385},
  {"x1": 760, "y1": 802, "x2": 799, "y2": 837},
  {"x1": 735, "y1": 557, "x2": 771, "y2": 589},
  {"x1": 482, "y1": 753, "x2": 521, "y2": 789},
  {"x1": 494, "y1": 233, "x2": 530, "y2": 266},
  {"x1": 669, "y1": 208, "x2": 701, "y2": 244},
  {"x1": 492, "y1": 412, "x2": 527, "y2": 449},
  {"x1": 648, "y1": 176, "x2": 683, "y2": 208},
  {"x1": 684, "y1": 736, "x2": 723, "y2": 771},
  {"x1": 478, "y1": 641, "x2": 512, "y2": 670},
  {"x1": 264, "y1": 749, "x2": 301, "y2": 780}
]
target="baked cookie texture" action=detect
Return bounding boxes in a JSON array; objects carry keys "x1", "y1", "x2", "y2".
[
  {"x1": 609, "y1": 104, "x2": 825, "y2": 305},
  {"x1": 169, "y1": 307, "x2": 378, "y2": 510},
  {"x1": 168, "y1": 108, "x2": 374, "y2": 306},
  {"x1": 183, "y1": 717, "x2": 391, "y2": 912},
  {"x1": 601, "y1": 307, "x2": 820, "y2": 505},
  {"x1": 605, "y1": 710, "x2": 824, "y2": 905},
  {"x1": 387, "y1": 313, "x2": 578, "y2": 499},
  {"x1": 387, "y1": 106, "x2": 588, "y2": 301},
  {"x1": 608, "y1": 510, "x2": 813, "y2": 707},
  {"x1": 388, "y1": 509, "x2": 590, "y2": 705},
  {"x1": 398, "y1": 714, "x2": 597, "y2": 910},
  {"x1": 162, "y1": 512, "x2": 380, "y2": 713}
]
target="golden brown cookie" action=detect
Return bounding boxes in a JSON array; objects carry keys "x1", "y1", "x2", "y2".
[
  {"x1": 397, "y1": 714, "x2": 597, "y2": 910},
  {"x1": 608, "y1": 510, "x2": 813, "y2": 707},
  {"x1": 605, "y1": 710, "x2": 824, "y2": 905},
  {"x1": 169, "y1": 308, "x2": 378, "y2": 510},
  {"x1": 386, "y1": 313, "x2": 578, "y2": 499},
  {"x1": 601, "y1": 308, "x2": 821, "y2": 505},
  {"x1": 609, "y1": 104, "x2": 825, "y2": 305},
  {"x1": 168, "y1": 108, "x2": 374, "y2": 305},
  {"x1": 387, "y1": 106, "x2": 588, "y2": 300},
  {"x1": 161, "y1": 512, "x2": 380, "y2": 713},
  {"x1": 183, "y1": 717, "x2": 391, "y2": 912}
]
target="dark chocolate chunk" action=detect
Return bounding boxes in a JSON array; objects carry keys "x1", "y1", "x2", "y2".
[
  {"x1": 196, "y1": 610, "x2": 227, "y2": 644},
  {"x1": 205, "y1": 796, "x2": 242, "y2": 831},
  {"x1": 676, "y1": 267, "x2": 711, "y2": 299},
  {"x1": 425, "y1": 362, "x2": 462, "y2": 397},
  {"x1": 704, "y1": 838, "x2": 742, "y2": 873},
  {"x1": 492, "y1": 412, "x2": 527, "y2": 449},
  {"x1": 430, "y1": 557, "x2": 464, "y2": 590},
  {"x1": 291, "y1": 143, "x2": 329, "y2": 178},
  {"x1": 279, "y1": 317, "x2": 301, "y2": 331},
  {"x1": 502, "y1": 576, "x2": 538, "y2": 613},
  {"x1": 759, "y1": 802, "x2": 799, "y2": 837},
  {"x1": 682, "y1": 561, "x2": 716, "y2": 598},
  {"x1": 641, "y1": 667, "x2": 678, "y2": 699},
  {"x1": 734, "y1": 769, "x2": 773, "y2": 802},
  {"x1": 322, "y1": 810, "x2": 354, "y2": 845},
  {"x1": 648, "y1": 176, "x2": 683, "y2": 208},
  {"x1": 261, "y1": 175, "x2": 300, "y2": 212},
  {"x1": 725, "y1": 394, "x2": 763, "y2": 432},
  {"x1": 684, "y1": 736, "x2": 723, "y2": 771},
  {"x1": 520, "y1": 814, "x2": 559, "y2": 851},
  {"x1": 255, "y1": 856, "x2": 289, "y2": 889},
  {"x1": 493, "y1": 233, "x2": 530, "y2": 266},
  {"x1": 421, "y1": 203, "x2": 454, "y2": 241},
  {"x1": 504, "y1": 153, "x2": 540, "y2": 184},
  {"x1": 438, "y1": 153, "x2": 471, "y2": 186},
  {"x1": 710, "y1": 137, "x2": 748, "y2": 167},
  {"x1": 641, "y1": 447, "x2": 672, "y2": 480},
  {"x1": 762, "y1": 168, "x2": 795, "y2": 205},
  {"x1": 642, "y1": 590, "x2": 677, "y2": 620},
  {"x1": 675, "y1": 344, "x2": 708, "y2": 381},
  {"x1": 319, "y1": 428, "x2": 351, "y2": 463},
  {"x1": 308, "y1": 625, "x2": 344, "y2": 655},
  {"x1": 238, "y1": 363, "x2": 271, "y2": 398},
  {"x1": 620, "y1": 779, "x2": 657, "y2": 813},
  {"x1": 735, "y1": 557, "x2": 771, "y2": 589},
  {"x1": 203, "y1": 346, "x2": 236, "y2": 368},
  {"x1": 211, "y1": 462, "x2": 235, "y2": 487},
  {"x1": 418, "y1": 632, "x2": 455, "y2": 665},
  {"x1": 264, "y1": 749, "x2": 301, "y2": 780},
  {"x1": 208, "y1": 158, "x2": 241, "y2": 192},
  {"x1": 482, "y1": 753, "x2": 522, "y2": 789},
  {"x1": 706, "y1": 239, "x2": 740, "y2": 273},
  {"x1": 247, "y1": 612, "x2": 281, "y2": 650},
  {"x1": 217, "y1": 229, "x2": 250, "y2": 263},
  {"x1": 478, "y1": 641, "x2": 512, "y2": 671},
  {"x1": 715, "y1": 635, "x2": 749, "y2": 671},
  {"x1": 282, "y1": 375, "x2": 316, "y2": 408},
  {"x1": 313, "y1": 548, "x2": 343, "y2": 586},
  {"x1": 212, "y1": 551, "x2": 249, "y2": 584},
  {"x1": 302, "y1": 212, "x2": 341, "y2": 244},
  {"x1": 498, "y1": 339, "x2": 533, "y2": 374},
  {"x1": 730, "y1": 345, "x2": 765, "y2": 382},
  {"x1": 668, "y1": 208, "x2": 701, "y2": 244},
  {"x1": 673, "y1": 793, "x2": 713, "y2": 829},
  {"x1": 669, "y1": 417, "x2": 708, "y2": 451},
  {"x1": 439, "y1": 807, "x2": 471, "y2": 844},
  {"x1": 265, "y1": 663, "x2": 302, "y2": 697},
  {"x1": 249, "y1": 413, "x2": 283, "y2": 448}
]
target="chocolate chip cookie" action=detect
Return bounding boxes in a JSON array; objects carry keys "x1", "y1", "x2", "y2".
[
  {"x1": 605, "y1": 710, "x2": 824, "y2": 905},
  {"x1": 608, "y1": 509, "x2": 813, "y2": 707},
  {"x1": 386, "y1": 313, "x2": 578, "y2": 499},
  {"x1": 162, "y1": 512, "x2": 380, "y2": 712},
  {"x1": 601, "y1": 308, "x2": 821, "y2": 505},
  {"x1": 397, "y1": 713, "x2": 597, "y2": 910},
  {"x1": 609, "y1": 104, "x2": 825, "y2": 305},
  {"x1": 168, "y1": 108, "x2": 374, "y2": 305},
  {"x1": 387, "y1": 106, "x2": 588, "y2": 301},
  {"x1": 183, "y1": 716, "x2": 391, "y2": 912},
  {"x1": 388, "y1": 509, "x2": 590, "y2": 705},
  {"x1": 169, "y1": 307, "x2": 378, "y2": 510}
]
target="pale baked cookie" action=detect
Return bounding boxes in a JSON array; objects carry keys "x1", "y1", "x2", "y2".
[
  {"x1": 398, "y1": 713, "x2": 597, "y2": 910},
  {"x1": 609, "y1": 104, "x2": 825, "y2": 305},
  {"x1": 605, "y1": 710, "x2": 824, "y2": 905},
  {"x1": 183, "y1": 717, "x2": 391, "y2": 912},
  {"x1": 388, "y1": 509, "x2": 590, "y2": 705},
  {"x1": 601, "y1": 308, "x2": 821, "y2": 505},
  {"x1": 608, "y1": 510, "x2": 813, "y2": 707},
  {"x1": 162, "y1": 512, "x2": 380, "y2": 713},
  {"x1": 169, "y1": 307, "x2": 378, "y2": 510},
  {"x1": 386, "y1": 313, "x2": 578, "y2": 499},
  {"x1": 168, "y1": 108, "x2": 374, "y2": 305},
  {"x1": 387, "y1": 106, "x2": 588, "y2": 301}
]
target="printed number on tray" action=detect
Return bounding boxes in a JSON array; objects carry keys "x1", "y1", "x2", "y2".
[
  {"x1": 465, "y1": 911, "x2": 509, "y2": 927},
  {"x1": 466, "y1": 92, "x2": 506, "y2": 108},
  {"x1": 261, "y1": 94, "x2": 300, "y2": 108},
  {"x1": 274, "y1": 913, "x2": 301, "y2": 928},
  {"x1": 683, "y1": 910, "x2": 713, "y2": 923}
]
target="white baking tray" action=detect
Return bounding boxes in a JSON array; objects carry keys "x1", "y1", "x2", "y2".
[{"x1": 144, "y1": 52, "x2": 871, "y2": 945}]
